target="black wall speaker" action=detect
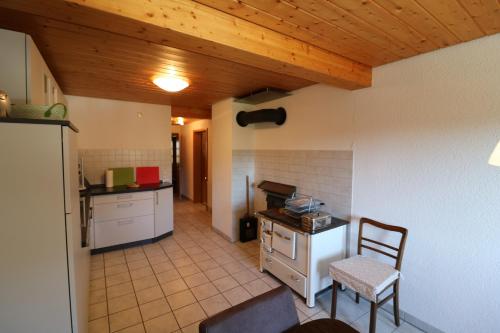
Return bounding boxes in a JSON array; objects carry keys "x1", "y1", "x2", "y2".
[{"x1": 236, "y1": 107, "x2": 286, "y2": 127}]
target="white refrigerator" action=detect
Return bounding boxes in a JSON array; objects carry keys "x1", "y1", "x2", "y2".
[{"x1": 0, "y1": 120, "x2": 90, "y2": 333}]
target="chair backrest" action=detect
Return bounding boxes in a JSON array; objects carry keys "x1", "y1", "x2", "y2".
[
  {"x1": 357, "y1": 218, "x2": 408, "y2": 271},
  {"x1": 199, "y1": 285, "x2": 299, "y2": 333}
]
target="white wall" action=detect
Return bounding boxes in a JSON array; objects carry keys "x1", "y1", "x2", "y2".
[
  {"x1": 212, "y1": 99, "x2": 235, "y2": 240},
  {"x1": 252, "y1": 84, "x2": 354, "y2": 150},
  {"x1": 67, "y1": 95, "x2": 171, "y2": 149},
  {"x1": 210, "y1": 33, "x2": 500, "y2": 332},
  {"x1": 351, "y1": 34, "x2": 500, "y2": 333},
  {"x1": 178, "y1": 119, "x2": 212, "y2": 208}
]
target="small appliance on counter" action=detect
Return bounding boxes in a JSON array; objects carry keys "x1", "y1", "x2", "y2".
[
  {"x1": 0, "y1": 90, "x2": 11, "y2": 118},
  {"x1": 301, "y1": 211, "x2": 332, "y2": 232}
]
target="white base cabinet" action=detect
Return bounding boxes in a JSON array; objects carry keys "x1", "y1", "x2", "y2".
[
  {"x1": 154, "y1": 187, "x2": 174, "y2": 237},
  {"x1": 90, "y1": 187, "x2": 174, "y2": 250}
]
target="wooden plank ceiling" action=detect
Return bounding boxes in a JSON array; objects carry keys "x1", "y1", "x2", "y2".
[{"x1": 0, "y1": 1, "x2": 498, "y2": 117}]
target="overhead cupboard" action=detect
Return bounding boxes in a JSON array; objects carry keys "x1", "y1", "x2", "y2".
[{"x1": 0, "y1": 28, "x2": 66, "y2": 105}]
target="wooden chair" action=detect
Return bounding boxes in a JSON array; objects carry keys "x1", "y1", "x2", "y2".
[{"x1": 329, "y1": 218, "x2": 408, "y2": 333}]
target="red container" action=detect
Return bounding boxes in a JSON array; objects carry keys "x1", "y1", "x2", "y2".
[{"x1": 136, "y1": 166, "x2": 160, "y2": 185}]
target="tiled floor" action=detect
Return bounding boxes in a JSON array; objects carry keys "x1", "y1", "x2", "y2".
[{"x1": 88, "y1": 199, "x2": 424, "y2": 333}]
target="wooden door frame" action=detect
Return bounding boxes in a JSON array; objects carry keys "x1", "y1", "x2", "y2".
[{"x1": 193, "y1": 129, "x2": 208, "y2": 206}]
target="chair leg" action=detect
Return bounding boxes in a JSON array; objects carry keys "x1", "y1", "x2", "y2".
[
  {"x1": 369, "y1": 302, "x2": 377, "y2": 333},
  {"x1": 355, "y1": 292, "x2": 360, "y2": 304},
  {"x1": 393, "y1": 280, "x2": 401, "y2": 326},
  {"x1": 331, "y1": 280, "x2": 338, "y2": 319}
]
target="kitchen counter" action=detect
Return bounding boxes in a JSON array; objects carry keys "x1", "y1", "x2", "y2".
[
  {"x1": 258, "y1": 208, "x2": 349, "y2": 234},
  {"x1": 80, "y1": 182, "x2": 173, "y2": 197}
]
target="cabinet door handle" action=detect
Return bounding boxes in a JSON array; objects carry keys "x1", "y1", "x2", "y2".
[
  {"x1": 274, "y1": 231, "x2": 291, "y2": 241},
  {"x1": 265, "y1": 258, "x2": 272, "y2": 264},
  {"x1": 290, "y1": 274, "x2": 300, "y2": 282},
  {"x1": 117, "y1": 202, "x2": 133, "y2": 208},
  {"x1": 155, "y1": 192, "x2": 159, "y2": 205},
  {"x1": 117, "y1": 219, "x2": 134, "y2": 226},
  {"x1": 117, "y1": 194, "x2": 132, "y2": 200}
]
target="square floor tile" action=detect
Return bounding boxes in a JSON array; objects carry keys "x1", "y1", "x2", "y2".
[
  {"x1": 156, "y1": 269, "x2": 181, "y2": 284},
  {"x1": 190, "y1": 281, "x2": 220, "y2": 301},
  {"x1": 222, "y1": 286, "x2": 252, "y2": 306},
  {"x1": 212, "y1": 276, "x2": 239, "y2": 293},
  {"x1": 88, "y1": 316, "x2": 109, "y2": 333},
  {"x1": 183, "y1": 272, "x2": 209, "y2": 288},
  {"x1": 243, "y1": 279, "x2": 271, "y2": 296},
  {"x1": 172, "y1": 257, "x2": 194, "y2": 268},
  {"x1": 167, "y1": 250, "x2": 188, "y2": 260},
  {"x1": 116, "y1": 323, "x2": 145, "y2": 333},
  {"x1": 109, "y1": 307, "x2": 142, "y2": 332},
  {"x1": 128, "y1": 260, "x2": 150, "y2": 271},
  {"x1": 91, "y1": 269, "x2": 105, "y2": 280},
  {"x1": 180, "y1": 321, "x2": 201, "y2": 333},
  {"x1": 199, "y1": 294, "x2": 231, "y2": 317},
  {"x1": 133, "y1": 275, "x2": 159, "y2": 292},
  {"x1": 105, "y1": 256, "x2": 126, "y2": 267},
  {"x1": 204, "y1": 267, "x2": 228, "y2": 281},
  {"x1": 89, "y1": 301, "x2": 108, "y2": 320},
  {"x1": 126, "y1": 252, "x2": 147, "y2": 263},
  {"x1": 130, "y1": 266, "x2": 154, "y2": 280},
  {"x1": 90, "y1": 278, "x2": 105, "y2": 291},
  {"x1": 106, "y1": 264, "x2": 129, "y2": 276},
  {"x1": 161, "y1": 278, "x2": 189, "y2": 296},
  {"x1": 144, "y1": 312, "x2": 179, "y2": 333},
  {"x1": 177, "y1": 264, "x2": 201, "y2": 277},
  {"x1": 136, "y1": 285, "x2": 164, "y2": 305},
  {"x1": 166, "y1": 290, "x2": 196, "y2": 310},
  {"x1": 231, "y1": 270, "x2": 258, "y2": 284},
  {"x1": 173, "y1": 303, "x2": 207, "y2": 328},
  {"x1": 213, "y1": 255, "x2": 234, "y2": 265},
  {"x1": 190, "y1": 252, "x2": 212, "y2": 263},
  {"x1": 90, "y1": 289, "x2": 107, "y2": 305},
  {"x1": 148, "y1": 255, "x2": 170, "y2": 265},
  {"x1": 221, "y1": 262, "x2": 245, "y2": 275},
  {"x1": 152, "y1": 262, "x2": 175, "y2": 275},
  {"x1": 106, "y1": 272, "x2": 131, "y2": 287},
  {"x1": 195, "y1": 259, "x2": 219, "y2": 271},
  {"x1": 108, "y1": 293, "x2": 138, "y2": 314},
  {"x1": 107, "y1": 282, "x2": 135, "y2": 300},
  {"x1": 139, "y1": 298, "x2": 171, "y2": 321}
]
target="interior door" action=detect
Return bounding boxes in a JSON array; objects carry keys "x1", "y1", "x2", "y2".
[{"x1": 193, "y1": 130, "x2": 208, "y2": 205}]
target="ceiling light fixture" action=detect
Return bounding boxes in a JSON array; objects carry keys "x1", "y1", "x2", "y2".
[
  {"x1": 153, "y1": 76, "x2": 189, "y2": 92},
  {"x1": 175, "y1": 117, "x2": 185, "y2": 126}
]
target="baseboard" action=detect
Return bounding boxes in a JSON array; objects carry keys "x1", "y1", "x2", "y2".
[
  {"x1": 379, "y1": 301, "x2": 445, "y2": 333},
  {"x1": 211, "y1": 226, "x2": 234, "y2": 243}
]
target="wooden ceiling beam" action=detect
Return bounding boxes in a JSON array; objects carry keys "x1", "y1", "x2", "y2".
[
  {"x1": 171, "y1": 106, "x2": 211, "y2": 119},
  {"x1": 0, "y1": 0, "x2": 371, "y2": 90}
]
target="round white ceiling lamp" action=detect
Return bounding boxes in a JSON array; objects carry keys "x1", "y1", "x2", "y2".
[{"x1": 153, "y1": 76, "x2": 189, "y2": 92}]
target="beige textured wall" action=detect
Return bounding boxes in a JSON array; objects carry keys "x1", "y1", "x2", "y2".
[
  {"x1": 67, "y1": 95, "x2": 171, "y2": 150},
  {"x1": 178, "y1": 119, "x2": 212, "y2": 208}
]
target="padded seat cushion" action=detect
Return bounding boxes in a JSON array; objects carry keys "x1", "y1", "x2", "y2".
[{"x1": 329, "y1": 255, "x2": 400, "y2": 302}]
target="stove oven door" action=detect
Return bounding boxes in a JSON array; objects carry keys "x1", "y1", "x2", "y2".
[{"x1": 272, "y1": 223, "x2": 297, "y2": 260}]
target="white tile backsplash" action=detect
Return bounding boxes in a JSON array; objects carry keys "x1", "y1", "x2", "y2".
[
  {"x1": 232, "y1": 149, "x2": 353, "y2": 220},
  {"x1": 79, "y1": 149, "x2": 172, "y2": 185}
]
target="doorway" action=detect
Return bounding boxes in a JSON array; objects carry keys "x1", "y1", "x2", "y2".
[
  {"x1": 193, "y1": 129, "x2": 208, "y2": 206},
  {"x1": 171, "y1": 133, "x2": 180, "y2": 195}
]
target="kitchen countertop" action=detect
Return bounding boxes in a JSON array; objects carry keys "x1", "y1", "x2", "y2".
[
  {"x1": 0, "y1": 117, "x2": 79, "y2": 132},
  {"x1": 80, "y1": 182, "x2": 173, "y2": 197},
  {"x1": 258, "y1": 208, "x2": 349, "y2": 235}
]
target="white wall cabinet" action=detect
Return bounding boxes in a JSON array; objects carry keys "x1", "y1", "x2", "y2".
[
  {"x1": 0, "y1": 28, "x2": 66, "y2": 106},
  {"x1": 154, "y1": 187, "x2": 174, "y2": 237}
]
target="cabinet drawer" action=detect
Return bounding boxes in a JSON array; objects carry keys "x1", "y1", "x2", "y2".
[
  {"x1": 93, "y1": 192, "x2": 154, "y2": 205},
  {"x1": 263, "y1": 252, "x2": 307, "y2": 297},
  {"x1": 272, "y1": 223, "x2": 297, "y2": 259},
  {"x1": 94, "y1": 199, "x2": 154, "y2": 222},
  {"x1": 94, "y1": 215, "x2": 154, "y2": 249}
]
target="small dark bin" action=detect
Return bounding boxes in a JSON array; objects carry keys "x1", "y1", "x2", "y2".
[{"x1": 239, "y1": 217, "x2": 258, "y2": 242}]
